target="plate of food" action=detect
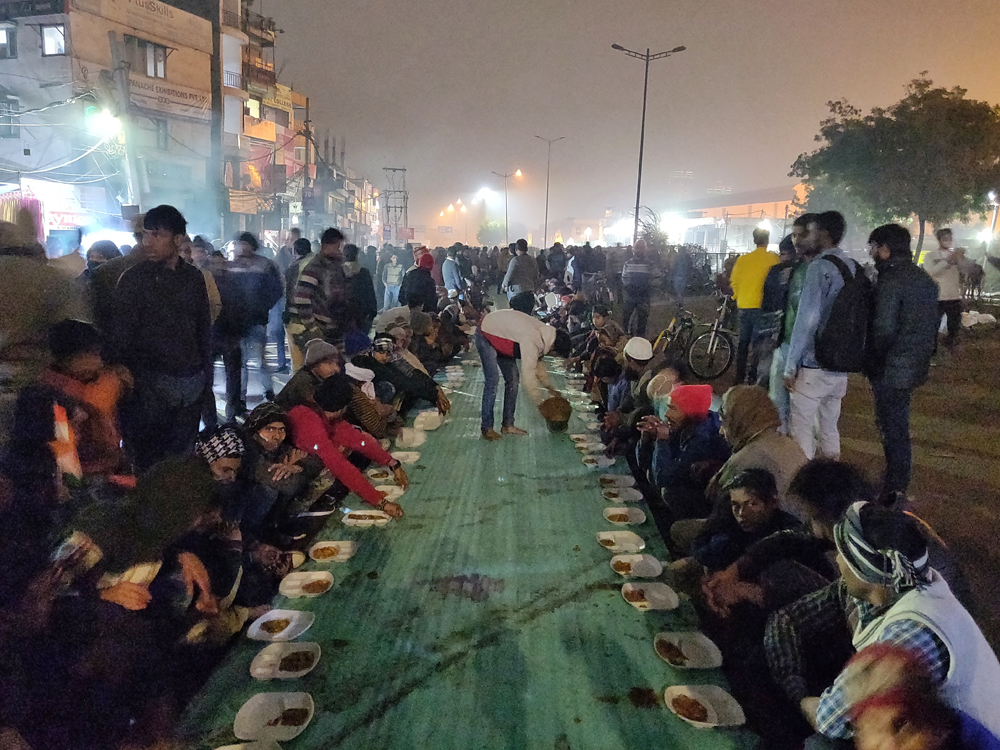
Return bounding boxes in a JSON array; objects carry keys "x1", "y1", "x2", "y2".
[
  {"x1": 663, "y1": 685, "x2": 745, "y2": 728},
  {"x1": 654, "y1": 632, "x2": 723, "y2": 670},
  {"x1": 583, "y1": 456, "x2": 615, "y2": 469},
  {"x1": 374, "y1": 484, "x2": 405, "y2": 501},
  {"x1": 234, "y1": 692, "x2": 315, "y2": 741},
  {"x1": 250, "y1": 641, "x2": 322, "y2": 680},
  {"x1": 247, "y1": 609, "x2": 316, "y2": 642},
  {"x1": 620, "y1": 582, "x2": 680, "y2": 611},
  {"x1": 610, "y1": 554, "x2": 663, "y2": 578},
  {"x1": 596, "y1": 530, "x2": 645, "y2": 553},
  {"x1": 569, "y1": 434, "x2": 591, "y2": 442},
  {"x1": 576, "y1": 442, "x2": 605, "y2": 454},
  {"x1": 343, "y1": 509, "x2": 392, "y2": 527},
  {"x1": 366, "y1": 467, "x2": 393, "y2": 481},
  {"x1": 214, "y1": 741, "x2": 283, "y2": 750},
  {"x1": 390, "y1": 451, "x2": 420, "y2": 464},
  {"x1": 599, "y1": 474, "x2": 636, "y2": 488},
  {"x1": 308, "y1": 540, "x2": 357, "y2": 563},
  {"x1": 604, "y1": 507, "x2": 647, "y2": 526},
  {"x1": 279, "y1": 571, "x2": 334, "y2": 599},
  {"x1": 601, "y1": 486, "x2": 643, "y2": 502},
  {"x1": 414, "y1": 411, "x2": 444, "y2": 431}
]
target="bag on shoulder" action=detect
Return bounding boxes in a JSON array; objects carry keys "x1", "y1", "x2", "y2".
[{"x1": 815, "y1": 255, "x2": 872, "y2": 372}]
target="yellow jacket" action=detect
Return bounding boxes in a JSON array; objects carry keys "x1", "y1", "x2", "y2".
[{"x1": 730, "y1": 247, "x2": 780, "y2": 309}]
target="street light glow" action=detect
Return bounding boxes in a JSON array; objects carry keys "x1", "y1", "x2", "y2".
[
  {"x1": 447, "y1": 204, "x2": 455, "y2": 212},
  {"x1": 460, "y1": 205, "x2": 467, "y2": 213},
  {"x1": 87, "y1": 109, "x2": 122, "y2": 138},
  {"x1": 989, "y1": 191, "x2": 997, "y2": 202},
  {"x1": 514, "y1": 169, "x2": 522, "y2": 177},
  {"x1": 440, "y1": 211, "x2": 445, "y2": 217},
  {"x1": 757, "y1": 219, "x2": 772, "y2": 230},
  {"x1": 979, "y1": 229, "x2": 993, "y2": 243},
  {"x1": 456, "y1": 199, "x2": 462, "y2": 205}
]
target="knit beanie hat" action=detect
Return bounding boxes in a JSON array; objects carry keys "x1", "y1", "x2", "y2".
[
  {"x1": 49, "y1": 319, "x2": 102, "y2": 362},
  {"x1": 304, "y1": 338, "x2": 339, "y2": 369},
  {"x1": 315, "y1": 374, "x2": 355, "y2": 413},
  {"x1": 244, "y1": 402, "x2": 288, "y2": 436},
  {"x1": 667, "y1": 384, "x2": 713, "y2": 419},
  {"x1": 410, "y1": 311, "x2": 432, "y2": 335},
  {"x1": 372, "y1": 334, "x2": 396, "y2": 355},
  {"x1": 344, "y1": 329, "x2": 372, "y2": 357}
]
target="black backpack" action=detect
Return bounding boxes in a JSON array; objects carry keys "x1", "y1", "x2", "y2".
[{"x1": 815, "y1": 255, "x2": 873, "y2": 373}]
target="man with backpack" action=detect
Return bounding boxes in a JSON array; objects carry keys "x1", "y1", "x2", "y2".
[{"x1": 783, "y1": 211, "x2": 871, "y2": 460}]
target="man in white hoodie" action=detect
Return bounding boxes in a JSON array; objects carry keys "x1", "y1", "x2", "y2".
[
  {"x1": 791, "y1": 502, "x2": 1000, "y2": 745},
  {"x1": 476, "y1": 308, "x2": 572, "y2": 440}
]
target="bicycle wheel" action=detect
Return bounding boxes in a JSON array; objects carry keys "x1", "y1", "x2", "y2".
[{"x1": 687, "y1": 329, "x2": 734, "y2": 380}]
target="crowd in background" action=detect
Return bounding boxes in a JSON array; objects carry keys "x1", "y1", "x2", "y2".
[{"x1": 0, "y1": 198, "x2": 997, "y2": 750}]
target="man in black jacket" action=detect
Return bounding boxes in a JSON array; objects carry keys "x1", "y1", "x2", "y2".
[
  {"x1": 343, "y1": 243, "x2": 377, "y2": 333},
  {"x1": 398, "y1": 252, "x2": 438, "y2": 312},
  {"x1": 865, "y1": 223, "x2": 940, "y2": 504},
  {"x1": 111, "y1": 205, "x2": 212, "y2": 469}
]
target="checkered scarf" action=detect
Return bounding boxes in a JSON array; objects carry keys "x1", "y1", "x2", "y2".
[
  {"x1": 372, "y1": 335, "x2": 395, "y2": 354},
  {"x1": 834, "y1": 502, "x2": 929, "y2": 594},
  {"x1": 195, "y1": 427, "x2": 245, "y2": 464}
]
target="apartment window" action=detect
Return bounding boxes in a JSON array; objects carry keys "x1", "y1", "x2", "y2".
[
  {"x1": 0, "y1": 27, "x2": 17, "y2": 59},
  {"x1": 41, "y1": 24, "x2": 65, "y2": 56},
  {"x1": 125, "y1": 36, "x2": 166, "y2": 78},
  {"x1": 155, "y1": 119, "x2": 168, "y2": 150},
  {"x1": 0, "y1": 97, "x2": 19, "y2": 138}
]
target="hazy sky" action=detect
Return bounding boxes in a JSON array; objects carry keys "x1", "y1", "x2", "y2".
[{"x1": 268, "y1": 0, "x2": 1000, "y2": 239}]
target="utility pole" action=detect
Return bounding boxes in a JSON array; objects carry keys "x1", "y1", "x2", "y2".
[
  {"x1": 492, "y1": 169, "x2": 521, "y2": 246},
  {"x1": 107, "y1": 31, "x2": 142, "y2": 211},
  {"x1": 534, "y1": 135, "x2": 565, "y2": 249},
  {"x1": 611, "y1": 42, "x2": 686, "y2": 244},
  {"x1": 302, "y1": 97, "x2": 312, "y2": 237}
]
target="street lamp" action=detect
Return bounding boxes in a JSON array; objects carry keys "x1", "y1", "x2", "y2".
[
  {"x1": 535, "y1": 135, "x2": 566, "y2": 250},
  {"x1": 612, "y1": 42, "x2": 686, "y2": 243},
  {"x1": 492, "y1": 169, "x2": 522, "y2": 246}
]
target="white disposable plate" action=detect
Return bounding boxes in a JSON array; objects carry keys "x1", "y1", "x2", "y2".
[
  {"x1": 343, "y1": 509, "x2": 392, "y2": 527},
  {"x1": 582, "y1": 456, "x2": 615, "y2": 469},
  {"x1": 664, "y1": 685, "x2": 745, "y2": 728},
  {"x1": 365, "y1": 467, "x2": 393, "y2": 481},
  {"x1": 279, "y1": 571, "x2": 334, "y2": 599},
  {"x1": 569, "y1": 434, "x2": 591, "y2": 442},
  {"x1": 602, "y1": 487, "x2": 643, "y2": 502},
  {"x1": 234, "y1": 692, "x2": 315, "y2": 741},
  {"x1": 391, "y1": 451, "x2": 420, "y2": 464},
  {"x1": 599, "y1": 474, "x2": 636, "y2": 488},
  {"x1": 250, "y1": 641, "x2": 322, "y2": 680},
  {"x1": 374, "y1": 484, "x2": 405, "y2": 501},
  {"x1": 610, "y1": 554, "x2": 663, "y2": 578},
  {"x1": 441, "y1": 386, "x2": 454, "y2": 394},
  {"x1": 621, "y1": 582, "x2": 680, "y2": 611},
  {"x1": 308, "y1": 540, "x2": 357, "y2": 563},
  {"x1": 215, "y1": 741, "x2": 283, "y2": 750},
  {"x1": 414, "y1": 411, "x2": 444, "y2": 430},
  {"x1": 596, "y1": 530, "x2": 645, "y2": 553},
  {"x1": 395, "y1": 427, "x2": 427, "y2": 449},
  {"x1": 603, "y1": 507, "x2": 647, "y2": 526},
  {"x1": 576, "y1": 442, "x2": 604, "y2": 455},
  {"x1": 247, "y1": 609, "x2": 316, "y2": 642},
  {"x1": 654, "y1": 632, "x2": 723, "y2": 670}
]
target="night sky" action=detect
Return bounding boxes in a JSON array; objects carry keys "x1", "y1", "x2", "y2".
[{"x1": 267, "y1": 0, "x2": 1000, "y2": 238}]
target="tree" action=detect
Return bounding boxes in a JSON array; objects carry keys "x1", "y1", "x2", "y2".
[
  {"x1": 476, "y1": 219, "x2": 505, "y2": 246},
  {"x1": 792, "y1": 75, "x2": 1000, "y2": 251}
]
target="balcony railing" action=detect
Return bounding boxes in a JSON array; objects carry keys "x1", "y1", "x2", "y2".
[
  {"x1": 224, "y1": 70, "x2": 242, "y2": 89},
  {"x1": 243, "y1": 10, "x2": 277, "y2": 35}
]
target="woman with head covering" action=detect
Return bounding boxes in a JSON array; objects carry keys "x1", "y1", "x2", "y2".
[{"x1": 709, "y1": 385, "x2": 808, "y2": 515}]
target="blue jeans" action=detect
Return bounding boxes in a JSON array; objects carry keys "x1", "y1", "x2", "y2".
[
  {"x1": 240, "y1": 324, "x2": 274, "y2": 400},
  {"x1": 383, "y1": 285, "x2": 400, "y2": 311},
  {"x1": 475, "y1": 328, "x2": 519, "y2": 431},
  {"x1": 736, "y1": 308, "x2": 763, "y2": 384},
  {"x1": 268, "y1": 300, "x2": 287, "y2": 369},
  {"x1": 871, "y1": 378, "x2": 913, "y2": 495}
]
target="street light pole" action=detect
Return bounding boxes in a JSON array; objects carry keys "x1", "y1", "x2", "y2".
[
  {"x1": 535, "y1": 135, "x2": 565, "y2": 250},
  {"x1": 492, "y1": 169, "x2": 521, "y2": 246},
  {"x1": 612, "y1": 42, "x2": 686, "y2": 244}
]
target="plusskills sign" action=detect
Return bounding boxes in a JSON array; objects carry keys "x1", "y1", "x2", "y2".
[{"x1": 71, "y1": 0, "x2": 212, "y2": 52}]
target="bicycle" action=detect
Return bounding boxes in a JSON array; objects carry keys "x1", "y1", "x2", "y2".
[{"x1": 650, "y1": 293, "x2": 735, "y2": 380}]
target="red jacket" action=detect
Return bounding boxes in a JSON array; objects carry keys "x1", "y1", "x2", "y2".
[{"x1": 287, "y1": 405, "x2": 395, "y2": 506}]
